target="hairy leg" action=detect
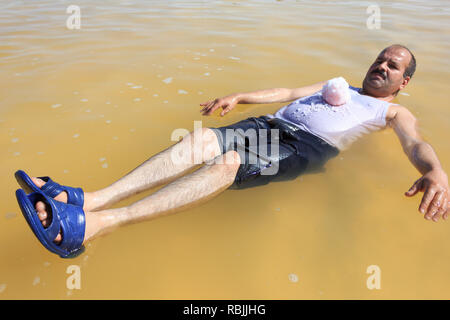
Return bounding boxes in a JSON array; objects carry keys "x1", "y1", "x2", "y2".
[
  {"x1": 32, "y1": 127, "x2": 223, "y2": 212},
  {"x1": 82, "y1": 150, "x2": 241, "y2": 243}
]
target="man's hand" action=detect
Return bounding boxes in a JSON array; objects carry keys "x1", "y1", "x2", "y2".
[
  {"x1": 200, "y1": 94, "x2": 239, "y2": 117},
  {"x1": 405, "y1": 168, "x2": 449, "y2": 222}
]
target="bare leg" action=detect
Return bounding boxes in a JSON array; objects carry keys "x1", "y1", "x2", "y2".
[
  {"x1": 35, "y1": 150, "x2": 241, "y2": 244},
  {"x1": 32, "y1": 127, "x2": 222, "y2": 212}
]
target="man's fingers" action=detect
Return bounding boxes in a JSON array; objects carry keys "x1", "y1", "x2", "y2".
[
  {"x1": 220, "y1": 105, "x2": 232, "y2": 117},
  {"x1": 433, "y1": 200, "x2": 448, "y2": 222},
  {"x1": 437, "y1": 196, "x2": 448, "y2": 221},
  {"x1": 200, "y1": 100, "x2": 214, "y2": 112},
  {"x1": 206, "y1": 103, "x2": 224, "y2": 115},
  {"x1": 422, "y1": 188, "x2": 440, "y2": 220},
  {"x1": 405, "y1": 179, "x2": 422, "y2": 196},
  {"x1": 201, "y1": 101, "x2": 217, "y2": 115},
  {"x1": 442, "y1": 198, "x2": 449, "y2": 220},
  {"x1": 429, "y1": 192, "x2": 446, "y2": 222}
]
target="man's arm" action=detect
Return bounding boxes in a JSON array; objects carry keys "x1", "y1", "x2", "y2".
[
  {"x1": 200, "y1": 81, "x2": 327, "y2": 116},
  {"x1": 388, "y1": 105, "x2": 449, "y2": 222}
]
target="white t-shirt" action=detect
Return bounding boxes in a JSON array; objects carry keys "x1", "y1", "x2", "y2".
[{"x1": 267, "y1": 85, "x2": 391, "y2": 151}]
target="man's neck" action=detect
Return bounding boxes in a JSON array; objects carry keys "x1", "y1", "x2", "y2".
[{"x1": 359, "y1": 87, "x2": 395, "y2": 103}]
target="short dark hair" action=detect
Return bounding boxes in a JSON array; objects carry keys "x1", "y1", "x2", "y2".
[{"x1": 384, "y1": 44, "x2": 417, "y2": 79}]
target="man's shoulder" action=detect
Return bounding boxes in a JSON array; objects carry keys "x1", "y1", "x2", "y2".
[{"x1": 385, "y1": 104, "x2": 414, "y2": 125}]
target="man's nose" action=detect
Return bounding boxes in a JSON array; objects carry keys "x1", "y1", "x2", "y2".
[{"x1": 377, "y1": 61, "x2": 388, "y2": 72}]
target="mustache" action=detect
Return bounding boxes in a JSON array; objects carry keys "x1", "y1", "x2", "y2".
[{"x1": 371, "y1": 69, "x2": 387, "y2": 79}]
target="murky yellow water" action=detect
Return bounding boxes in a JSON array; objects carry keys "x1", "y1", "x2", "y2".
[{"x1": 1, "y1": 0, "x2": 449, "y2": 299}]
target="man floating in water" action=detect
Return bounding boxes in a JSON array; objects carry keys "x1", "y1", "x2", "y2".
[{"x1": 15, "y1": 44, "x2": 450, "y2": 258}]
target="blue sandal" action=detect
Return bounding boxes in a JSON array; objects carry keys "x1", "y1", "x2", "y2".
[
  {"x1": 15, "y1": 188, "x2": 86, "y2": 258},
  {"x1": 15, "y1": 170, "x2": 84, "y2": 208}
]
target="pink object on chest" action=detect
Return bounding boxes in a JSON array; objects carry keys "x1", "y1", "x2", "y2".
[{"x1": 322, "y1": 77, "x2": 351, "y2": 106}]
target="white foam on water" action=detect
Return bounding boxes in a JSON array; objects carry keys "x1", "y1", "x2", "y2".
[
  {"x1": 80, "y1": 99, "x2": 88, "y2": 102},
  {"x1": 4, "y1": 212, "x2": 17, "y2": 219},
  {"x1": 32, "y1": 276, "x2": 40, "y2": 286},
  {"x1": 51, "y1": 104, "x2": 62, "y2": 109},
  {"x1": 105, "y1": 120, "x2": 111, "y2": 124},
  {"x1": 288, "y1": 273, "x2": 299, "y2": 283},
  {"x1": 73, "y1": 133, "x2": 80, "y2": 138},
  {"x1": 163, "y1": 77, "x2": 173, "y2": 84},
  {"x1": 153, "y1": 94, "x2": 159, "y2": 97},
  {"x1": 178, "y1": 90, "x2": 188, "y2": 94},
  {"x1": 101, "y1": 163, "x2": 108, "y2": 169},
  {"x1": 99, "y1": 157, "x2": 106, "y2": 162},
  {"x1": 204, "y1": 72, "x2": 210, "y2": 76},
  {"x1": 133, "y1": 98, "x2": 141, "y2": 102},
  {"x1": 11, "y1": 138, "x2": 19, "y2": 143},
  {"x1": 228, "y1": 56, "x2": 240, "y2": 60},
  {"x1": 131, "y1": 85, "x2": 142, "y2": 89}
]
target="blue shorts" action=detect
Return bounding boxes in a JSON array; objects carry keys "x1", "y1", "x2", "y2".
[{"x1": 208, "y1": 115, "x2": 340, "y2": 190}]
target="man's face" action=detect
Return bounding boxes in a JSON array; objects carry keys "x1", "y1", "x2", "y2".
[{"x1": 362, "y1": 47, "x2": 411, "y2": 97}]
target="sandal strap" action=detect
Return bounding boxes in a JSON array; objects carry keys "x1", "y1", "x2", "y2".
[
  {"x1": 46, "y1": 197, "x2": 86, "y2": 256},
  {"x1": 40, "y1": 177, "x2": 84, "y2": 207}
]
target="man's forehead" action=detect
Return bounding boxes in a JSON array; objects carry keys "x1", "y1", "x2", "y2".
[{"x1": 377, "y1": 47, "x2": 411, "y2": 64}]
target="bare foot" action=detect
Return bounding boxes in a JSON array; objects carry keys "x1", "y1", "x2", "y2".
[
  {"x1": 35, "y1": 198, "x2": 96, "y2": 246},
  {"x1": 31, "y1": 177, "x2": 68, "y2": 203},
  {"x1": 31, "y1": 177, "x2": 93, "y2": 211},
  {"x1": 35, "y1": 200, "x2": 63, "y2": 244}
]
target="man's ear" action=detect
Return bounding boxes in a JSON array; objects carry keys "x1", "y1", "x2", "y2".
[{"x1": 400, "y1": 76, "x2": 410, "y2": 90}]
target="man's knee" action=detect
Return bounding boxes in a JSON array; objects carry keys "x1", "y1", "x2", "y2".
[{"x1": 207, "y1": 150, "x2": 241, "y2": 173}]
